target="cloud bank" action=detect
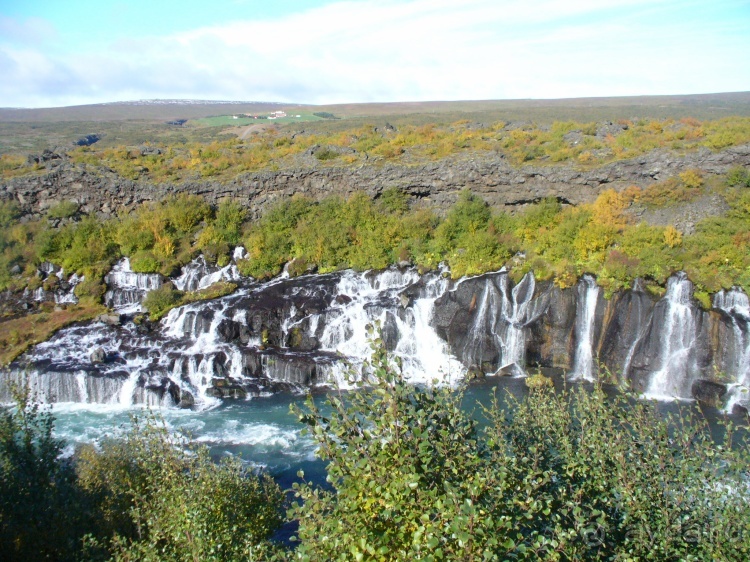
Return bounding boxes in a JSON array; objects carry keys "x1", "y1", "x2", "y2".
[{"x1": 1, "y1": 0, "x2": 748, "y2": 107}]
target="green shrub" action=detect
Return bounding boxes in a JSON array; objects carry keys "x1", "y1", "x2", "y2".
[
  {"x1": 129, "y1": 251, "x2": 160, "y2": 273},
  {"x1": 0, "y1": 384, "x2": 85, "y2": 561},
  {"x1": 726, "y1": 165, "x2": 750, "y2": 188},
  {"x1": 291, "y1": 334, "x2": 750, "y2": 561},
  {"x1": 182, "y1": 281, "x2": 237, "y2": 305},
  {"x1": 291, "y1": 328, "x2": 497, "y2": 561},
  {"x1": 3, "y1": 168, "x2": 750, "y2": 318},
  {"x1": 142, "y1": 283, "x2": 184, "y2": 320},
  {"x1": 77, "y1": 415, "x2": 284, "y2": 561},
  {"x1": 47, "y1": 200, "x2": 79, "y2": 219},
  {"x1": 213, "y1": 199, "x2": 247, "y2": 245},
  {"x1": 74, "y1": 277, "x2": 108, "y2": 303},
  {"x1": 0, "y1": 200, "x2": 20, "y2": 228},
  {"x1": 314, "y1": 148, "x2": 339, "y2": 161}
]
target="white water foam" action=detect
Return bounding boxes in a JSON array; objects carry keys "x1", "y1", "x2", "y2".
[
  {"x1": 173, "y1": 255, "x2": 241, "y2": 292},
  {"x1": 316, "y1": 267, "x2": 464, "y2": 386}
]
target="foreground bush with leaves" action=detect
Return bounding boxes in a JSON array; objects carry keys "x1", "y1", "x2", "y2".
[
  {"x1": 77, "y1": 416, "x2": 285, "y2": 562},
  {"x1": 0, "y1": 385, "x2": 85, "y2": 561},
  {"x1": 0, "y1": 391, "x2": 284, "y2": 562},
  {"x1": 290, "y1": 332, "x2": 750, "y2": 561}
]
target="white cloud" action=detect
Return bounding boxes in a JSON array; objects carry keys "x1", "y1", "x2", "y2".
[
  {"x1": 0, "y1": 0, "x2": 748, "y2": 107},
  {"x1": 0, "y1": 16, "x2": 58, "y2": 46}
]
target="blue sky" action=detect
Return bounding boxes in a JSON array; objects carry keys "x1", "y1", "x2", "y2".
[{"x1": 0, "y1": 0, "x2": 748, "y2": 107}]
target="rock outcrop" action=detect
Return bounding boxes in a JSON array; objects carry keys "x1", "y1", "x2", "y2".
[{"x1": 3, "y1": 144, "x2": 749, "y2": 220}]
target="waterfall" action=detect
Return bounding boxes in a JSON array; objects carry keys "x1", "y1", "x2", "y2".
[
  {"x1": 569, "y1": 275, "x2": 600, "y2": 382},
  {"x1": 0, "y1": 368, "x2": 127, "y2": 405},
  {"x1": 644, "y1": 273, "x2": 699, "y2": 400},
  {"x1": 713, "y1": 288, "x2": 750, "y2": 412},
  {"x1": 316, "y1": 267, "x2": 464, "y2": 386},
  {"x1": 26, "y1": 263, "x2": 81, "y2": 305},
  {"x1": 55, "y1": 273, "x2": 82, "y2": 304},
  {"x1": 392, "y1": 273, "x2": 465, "y2": 384},
  {"x1": 461, "y1": 277, "x2": 503, "y2": 372},
  {"x1": 5, "y1": 264, "x2": 469, "y2": 408},
  {"x1": 500, "y1": 272, "x2": 547, "y2": 372},
  {"x1": 14, "y1": 257, "x2": 745, "y2": 411},
  {"x1": 453, "y1": 271, "x2": 547, "y2": 376},
  {"x1": 496, "y1": 272, "x2": 549, "y2": 374},
  {"x1": 160, "y1": 296, "x2": 248, "y2": 407},
  {"x1": 104, "y1": 258, "x2": 162, "y2": 312},
  {"x1": 621, "y1": 279, "x2": 650, "y2": 380},
  {"x1": 173, "y1": 255, "x2": 241, "y2": 292}
]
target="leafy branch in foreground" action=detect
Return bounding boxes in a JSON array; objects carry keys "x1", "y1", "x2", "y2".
[
  {"x1": 77, "y1": 414, "x2": 285, "y2": 562},
  {"x1": 0, "y1": 382, "x2": 84, "y2": 561},
  {"x1": 0, "y1": 382, "x2": 285, "y2": 562},
  {"x1": 290, "y1": 332, "x2": 750, "y2": 561}
]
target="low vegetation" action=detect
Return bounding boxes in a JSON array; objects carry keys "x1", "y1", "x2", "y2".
[
  {"x1": 2, "y1": 167, "x2": 750, "y2": 335},
  {"x1": 0, "y1": 385, "x2": 284, "y2": 562},
  {"x1": 0, "y1": 303, "x2": 106, "y2": 365},
  {"x1": 1, "y1": 117, "x2": 749, "y2": 182},
  {"x1": 238, "y1": 176, "x2": 750, "y2": 296},
  {"x1": 142, "y1": 281, "x2": 238, "y2": 321}
]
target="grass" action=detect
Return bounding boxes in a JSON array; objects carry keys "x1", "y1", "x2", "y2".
[
  {"x1": 192, "y1": 112, "x2": 326, "y2": 127},
  {"x1": 0, "y1": 302, "x2": 106, "y2": 366}
]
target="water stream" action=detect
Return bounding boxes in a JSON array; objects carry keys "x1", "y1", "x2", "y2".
[
  {"x1": 569, "y1": 274, "x2": 600, "y2": 382},
  {"x1": 713, "y1": 288, "x2": 750, "y2": 412},
  {"x1": 644, "y1": 273, "x2": 699, "y2": 400}
]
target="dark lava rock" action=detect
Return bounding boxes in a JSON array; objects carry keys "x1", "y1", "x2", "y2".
[
  {"x1": 75, "y1": 134, "x2": 101, "y2": 147},
  {"x1": 90, "y1": 347, "x2": 106, "y2": 363},
  {"x1": 691, "y1": 379, "x2": 727, "y2": 407}
]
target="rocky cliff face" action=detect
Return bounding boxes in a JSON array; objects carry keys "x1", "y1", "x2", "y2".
[
  {"x1": 3, "y1": 144, "x2": 749, "y2": 219},
  {"x1": 430, "y1": 270, "x2": 750, "y2": 408},
  {"x1": 2, "y1": 258, "x2": 749, "y2": 413}
]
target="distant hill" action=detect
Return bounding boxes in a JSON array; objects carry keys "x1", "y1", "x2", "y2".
[
  {"x1": 0, "y1": 100, "x2": 295, "y2": 122},
  {"x1": 2, "y1": 92, "x2": 750, "y2": 123},
  {"x1": 2, "y1": 92, "x2": 750, "y2": 156}
]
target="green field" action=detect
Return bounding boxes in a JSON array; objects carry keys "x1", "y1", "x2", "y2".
[{"x1": 191, "y1": 111, "x2": 328, "y2": 127}]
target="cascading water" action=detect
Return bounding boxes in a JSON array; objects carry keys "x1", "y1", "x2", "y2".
[
  {"x1": 452, "y1": 271, "x2": 548, "y2": 376},
  {"x1": 391, "y1": 272, "x2": 466, "y2": 384},
  {"x1": 713, "y1": 288, "x2": 750, "y2": 411},
  {"x1": 497, "y1": 272, "x2": 547, "y2": 374},
  {"x1": 7, "y1": 255, "x2": 747, "y2": 413},
  {"x1": 569, "y1": 275, "x2": 600, "y2": 382},
  {"x1": 173, "y1": 255, "x2": 242, "y2": 292},
  {"x1": 55, "y1": 273, "x2": 82, "y2": 304},
  {"x1": 104, "y1": 257, "x2": 162, "y2": 312},
  {"x1": 620, "y1": 279, "x2": 651, "y2": 381},
  {"x1": 2, "y1": 257, "x2": 474, "y2": 408},
  {"x1": 25, "y1": 262, "x2": 82, "y2": 304},
  {"x1": 461, "y1": 276, "x2": 503, "y2": 373},
  {"x1": 644, "y1": 273, "x2": 699, "y2": 400},
  {"x1": 315, "y1": 267, "x2": 464, "y2": 386}
]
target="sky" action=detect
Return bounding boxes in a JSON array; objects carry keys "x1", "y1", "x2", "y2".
[{"x1": 0, "y1": 0, "x2": 748, "y2": 108}]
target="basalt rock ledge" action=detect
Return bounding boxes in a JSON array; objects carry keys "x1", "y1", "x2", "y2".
[{"x1": 3, "y1": 145, "x2": 749, "y2": 219}]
